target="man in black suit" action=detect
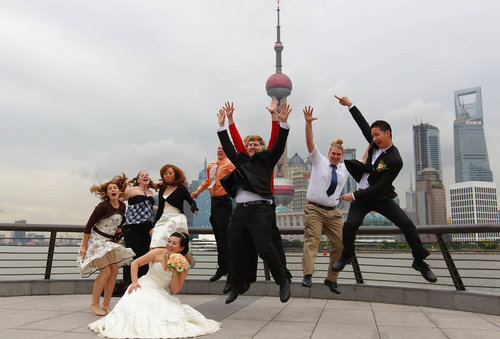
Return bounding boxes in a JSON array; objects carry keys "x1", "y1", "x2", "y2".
[
  {"x1": 217, "y1": 101, "x2": 292, "y2": 304},
  {"x1": 331, "y1": 96, "x2": 437, "y2": 283}
]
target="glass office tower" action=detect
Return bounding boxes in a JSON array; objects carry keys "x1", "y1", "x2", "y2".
[{"x1": 453, "y1": 87, "x2": 493, "y2": 183}]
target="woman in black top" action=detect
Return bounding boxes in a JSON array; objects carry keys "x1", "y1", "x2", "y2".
[
  {"x1": 121, "y1": 171, "x2": 157, "y2": 290},
  {"x1": 151, "y1": 165, "x2": 198, "y2": 259}
]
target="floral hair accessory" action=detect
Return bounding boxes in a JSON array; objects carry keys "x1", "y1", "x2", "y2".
[
  {"x1": 167, "y1": 253, "x2": 189, "y2": 272},
  {"x1": 376, "y1": 160, "x2": 388, "y2": 172}
]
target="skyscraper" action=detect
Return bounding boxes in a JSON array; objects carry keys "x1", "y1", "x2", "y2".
[
  {"x1": 453, "y1": 87, "x2": 493, "y2": 183},
  {"x1": 450, "y1": 181, "x2": 500, "y2": 241},
  {"x1": 413, "y1": 123, "x2": 442, "y2": 181}
]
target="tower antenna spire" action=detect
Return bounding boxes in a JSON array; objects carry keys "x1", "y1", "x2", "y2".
[{"x1": 275, "y1": 1, "x2": 283, "y2": 74}]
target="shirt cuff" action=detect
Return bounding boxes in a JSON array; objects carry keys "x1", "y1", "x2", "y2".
[
  {"x1": 348, "y1": 104, "x2": 355, "y2": 110},
  {"x1": 279, "y1": 121, "x2": 290, "y2": 130},
  {"x1": 217, "y1": 126, "x2": 227, "y2": 132},
  {"x1": 352, "y1": 193, "x2": 356, "y2": 200}
]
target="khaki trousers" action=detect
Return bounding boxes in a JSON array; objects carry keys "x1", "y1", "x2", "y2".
[{"x1": 302, "y1": 204, "x2": 343, "y2": 282}]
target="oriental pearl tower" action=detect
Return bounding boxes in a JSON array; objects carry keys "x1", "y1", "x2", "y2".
[{"x1": 267, "y1": 1, "x2": 294, "y2": 207}]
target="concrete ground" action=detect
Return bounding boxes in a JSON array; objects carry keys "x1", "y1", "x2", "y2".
[{"x1": 1, "y1": 293, "x2": 500, "y2": 339}]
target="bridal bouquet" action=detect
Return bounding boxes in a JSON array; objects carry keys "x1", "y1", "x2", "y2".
[{"x1": 167, "y1": 253, "x2": 189, "y2": 272}]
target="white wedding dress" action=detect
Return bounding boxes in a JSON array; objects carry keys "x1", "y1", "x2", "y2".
[{"x1": 89, "y1": 262, "x2": 220, "y2": 338}]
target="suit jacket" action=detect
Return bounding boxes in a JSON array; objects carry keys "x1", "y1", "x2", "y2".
[
  {"x1": 217, "y1": 125, "x2": 289, "y2": 199},
  {"x1": 344, "y1": 106, "x2": 402, "y2": 201}
]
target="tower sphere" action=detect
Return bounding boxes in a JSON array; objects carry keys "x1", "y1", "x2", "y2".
[
  {"x1": 274, "y1": 42, "x2": 283, "y2": 52},
  {"x1": 265, "y1": 73, "x2": 292, "y2": 99}
]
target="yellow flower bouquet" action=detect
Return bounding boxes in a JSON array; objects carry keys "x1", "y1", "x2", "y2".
[{"x1": 167, "y1": 253, "x2": 189, "y2": 272}]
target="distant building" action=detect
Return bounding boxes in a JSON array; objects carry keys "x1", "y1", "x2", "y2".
[
  {"x1": 12, "y1": 219, "x2": 27, "y2": 245},
  {"x1": 356, "y1": 212, "x2": 396, "y2": 243},
  {"x1": 450, "y1": 181, "x2": 500, "y2": 241},
  {"x1": 405, "y1": 175, "x2": 417, "y2": 224},
  {"x1": 415, "y1": 168, "x2": 447, "y2": 242},
  {"x1": 413, "y1": 122, "x2": 442, "y2": 181},
  {"x1": 287, "y1": 153, "x2": 309, "y2": 211},
  {"x1": 453, "y1": 87, "x2": 493, "y2": 183},
  {"x1": 189, "y1": 159, "x2": 211, "y2": 228},
  {"x1": 276, "y1": 206, "x2": 306, "y2": 242}
]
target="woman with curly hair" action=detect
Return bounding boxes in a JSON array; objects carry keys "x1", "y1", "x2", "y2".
[
  {"x1": 150, "y1": 165, "x2": 198, "y2": 262},
  {"x1": 77, "y1": 174, "x2": 135, "y2": 316},
  {"x1": 121, "y1": 171, "x2": 158, "y2": 291}
]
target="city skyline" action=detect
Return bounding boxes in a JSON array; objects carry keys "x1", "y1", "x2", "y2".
[{"x1": 2, "y1": 1, "x2": 500, "y2": 225}]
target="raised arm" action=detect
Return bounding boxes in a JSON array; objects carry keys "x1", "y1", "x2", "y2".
[
  {"x1": 225, "y1": 101, "x2": 247, "y2": 154},
  {"x1": 303, "y1": 106, "x2": 317, "y2": 154},
  {"x1": 217, "y1": 107, "x2": 239, "y2": 164},
  {"x1": 266, "y1": 98, "x2": 279, "y2": 149},
  {"x1": 335, "y1": 95, "x2": 372, "y2": 144},
  {"x1": 267, "y1": 102, "x2": 292, "y2": 164}
]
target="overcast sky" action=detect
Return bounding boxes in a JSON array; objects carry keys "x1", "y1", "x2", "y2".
[{"x1": 1, "y1": 0, "x2": 499, "y2": 225}]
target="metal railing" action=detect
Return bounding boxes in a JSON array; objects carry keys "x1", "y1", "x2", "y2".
[{"x1": 1, "y1": 223, "x2": 499, "y2": 293}]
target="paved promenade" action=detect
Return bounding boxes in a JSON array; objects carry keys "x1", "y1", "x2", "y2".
[{"x1": 1, "y1": 293, "x2": 500, "y2": 339}]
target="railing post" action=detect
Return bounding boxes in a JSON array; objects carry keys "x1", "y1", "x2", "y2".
[
  {"x1": 44, "y1": 231, "x2": 57, "y2": 280},
  {"x1": 437, "y1": 234, "x2": 465, "y2": 291},
  {"x1": 351, "y1": 252, "x2": 364, "y2": 284}
]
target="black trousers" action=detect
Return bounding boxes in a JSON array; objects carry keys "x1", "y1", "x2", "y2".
[
  {"x1": 342, "y1": 199, "x2": 430, "y2": 261},
  {"x1": 244, "y1": 205, "x2": 292, "y2": 283},
  {"x1": 229, "y1": 203, "x2": 286, "y2": 290},
  {"x1": 209, "y1": 195, "x2": 232, "y2": 280},
  {"x1": 122, "y1": 221, "x2": 152, "y2": 287}
]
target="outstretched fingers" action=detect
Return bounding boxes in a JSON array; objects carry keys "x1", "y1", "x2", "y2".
[
  {"x1": 217, "y1": 109, "x2": 226, "y2": 126},
  {"x1": 303, "y1": 105, "x2": 317, "y2": 122},
  {"x1": 277, "y1": 102, "x2": 292, "y2": 122}
]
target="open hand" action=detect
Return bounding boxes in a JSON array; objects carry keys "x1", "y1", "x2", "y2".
[
  {"x1": 266, "y1": 98, "x2": 278, "y2": 114},
  {"x1": 276, "y1": 102, "x2": 292, "y2": 123},
  {"x1": 223, "y1": 101, "x2": 234, "y2": 119},
  {"x1": 217, "y1": 109, "x2": 226, "y2": 127},
  {"x1": 303, "y1": 106, "x2": 317, "y2": 123}
]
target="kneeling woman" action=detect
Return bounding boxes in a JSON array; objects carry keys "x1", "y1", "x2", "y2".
[{"x1": 89, "y1": 232, "x2": 220, "y2": 338}]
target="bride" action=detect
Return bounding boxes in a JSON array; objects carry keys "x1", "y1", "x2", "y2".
[{"x1": 89, "y1": 232, "x2": 220, "y2": 338}]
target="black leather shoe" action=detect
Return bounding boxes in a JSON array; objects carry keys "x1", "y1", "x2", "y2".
[
  {"x1": 225, "y1": 290, "x2": 239, "y2": 304},
  {"x1": 279, "y1": 280, "x2": 291, "y2": 303},
  {"x1": 412, "y1": 260, "x2": 437, "y2": 283},
  {"x1": 209, "y1": 270, "x2": 225, "y2": 282},
  {"x1": 324, "y1": 279, "x2": 341, "y2": 294},
  {"x1": 240, "y1": 283, "x2": 250, "y2": 295},
  {"x1": 331, "y1": 256, "x2": 352, "y2": 272},
  {"x1": 302, "y1": 274, "x2": 312, "y2": 288},
  {"x1": 223, "y1": 283, "x2": 232, "y2": 294}
]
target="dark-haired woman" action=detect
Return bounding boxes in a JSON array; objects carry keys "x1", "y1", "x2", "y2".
[
  {"x1": 150, "y1": 164, "x2": 198, "y2": 249},
  {"x1": 77, "y1": 174, "x2": 135, "y2": 316},
  {"x1": 89, "y1": 233, "x2": 220, "y2": 338},
  {"x1": 121, "y1": 170, "x2": 157, "y2": 290}
]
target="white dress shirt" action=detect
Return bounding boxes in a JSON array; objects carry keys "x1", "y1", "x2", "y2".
[{"x1": 306, "y1": 145, "x2": 350, "y2": 207}]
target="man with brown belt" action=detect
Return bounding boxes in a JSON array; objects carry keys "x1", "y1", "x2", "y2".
[{"x1": 301, "y1": 106, "x2": 350, "y2": 294}]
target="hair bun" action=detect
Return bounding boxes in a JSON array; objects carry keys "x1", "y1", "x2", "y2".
[{"x1": 331, "y1": 139, "x2": 343, "y2": 146}]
